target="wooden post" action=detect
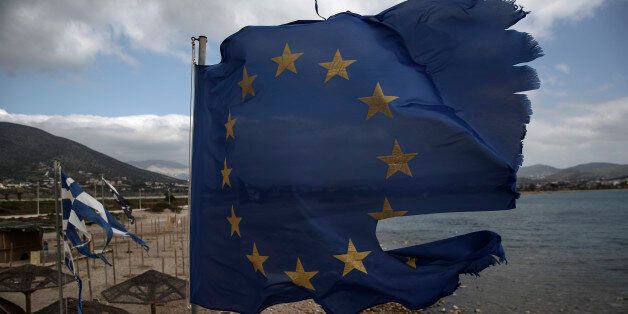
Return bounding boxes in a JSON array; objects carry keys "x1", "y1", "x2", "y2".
[
  {"x1": 156, "y1": 235, "x2": 160, "y2": 256},
  {"x1": 150, "y1": 303, "x2": 156, "y2": 314},
  {"x1": 175, "y1": 215, "x2": 179, "y2": 240},
  {"x1": 9, "y1": 242, "x2": 13, "y2": 267},
  {"x1": 112, "y1": 243, "x2": 117, "y2": 284},
  {"x1": 36, "y1": 181, "x2": 40, "y2": 216},
  {"x1": 104, "y1": 236, "x2": 108, "y2": 288},
  {"x1": 127, "y1": 239, "x2": 131, "y2": 276},
  {"x1": 141, "y1": 244, "x2": 144, "y2": 267},
  {"x1": 25, "y1": 292, "x2": 31, "y2": 314},
  {"x1": 181, "y1": 240, "x2": 186, "y2": 276},
  {"x1": 85, "y1": 258, "x2": 93, "y2": 300},
  {"x1": 174, "y1": 250, "x2": 178, "y2": 277},
  {"x1": 161, "y1": 256, "x2": 165, "y2": 273}
]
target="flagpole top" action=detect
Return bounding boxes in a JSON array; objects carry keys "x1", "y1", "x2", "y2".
[{"x1": 197, "y1": 35, "x2": 207, "y2": 65}]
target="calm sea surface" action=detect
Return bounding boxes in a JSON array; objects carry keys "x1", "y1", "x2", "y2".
[{"x1": 377, "y1": 189, "x2": 628, "y2": 313}]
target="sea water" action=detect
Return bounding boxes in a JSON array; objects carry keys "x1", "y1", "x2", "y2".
[{"x1": 377, "y1": 189, "x2": 628, "y2": 313}]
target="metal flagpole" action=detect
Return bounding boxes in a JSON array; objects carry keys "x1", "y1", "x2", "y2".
[
  {"x1": 53, "y1": 160, "x2": 63, "y2": 313},
  {"x1": 101, "y1": 174, "x2": 109, "y2": 288},
  {"x1": 188, "y1": 34, "x2": 205, "y2": 314}
]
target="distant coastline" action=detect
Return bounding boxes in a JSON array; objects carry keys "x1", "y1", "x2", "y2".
[
  {"x1": 517, "y1": 179, "x2": 627, "y2": 192},
  {"x1": 519, "y1": 187, "x2": 628, "y2": 194}
]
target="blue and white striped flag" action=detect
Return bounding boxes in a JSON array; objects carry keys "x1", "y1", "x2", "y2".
[
  {"x1": 61, "y1": 170, "x2": 149, "y2": 256},
  {"x1": 61, "y1": 172, "x2": 110, "y2": 264}
]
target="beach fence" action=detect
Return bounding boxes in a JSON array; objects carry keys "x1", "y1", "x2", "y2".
[{"x1": 40, "y1": 211, "x2": 191, "y2": 307}]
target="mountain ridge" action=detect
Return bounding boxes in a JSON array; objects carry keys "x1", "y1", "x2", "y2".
[
  {"x1": 128, "y1": 160, "x2": 188, "y2": 180},
  {"x1": 519, "y1": 163, "x2": 628, "y2": 182},
  {"x1": 0, "y1": 122, "x2": 182, "y2": 183}
]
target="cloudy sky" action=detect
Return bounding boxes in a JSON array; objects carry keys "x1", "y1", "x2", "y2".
[{"x1": 0, "y1": 0, "x2": 627, "y2": 167}]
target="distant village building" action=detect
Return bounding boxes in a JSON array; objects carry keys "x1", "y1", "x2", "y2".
[{"x1": 0, "y1": 221, "x2": 43, "y2": 263}]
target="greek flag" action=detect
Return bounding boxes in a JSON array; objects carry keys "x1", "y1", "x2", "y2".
[
  {"x1": 63, "y1": 240, "x2": 83, "y2": 314},
  {"x1": 103, "y1": 177, "x2": 135, "y2": 223},
  {"x1": 61, "y1": 171, "x2": 110, "y2": 263},
  {"x1": 62, "y1": 170, "x2": 149, "y2": 256}
]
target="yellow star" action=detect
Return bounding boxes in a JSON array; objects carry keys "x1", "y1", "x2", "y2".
[
  {"x1": 238, "y1": 66, "x2": 257, "y2": 99},
  {"x1": 224, "y1": 111, "x2": 236, "y2": 140},
  {"x1": 334, "y1": 239, "x2": 371, "y2": 276},
  {"x1": 377, "y1": 139, "x2": 418, "y2": 179},
  {"x1": 246, "y1": 242, "x2": 269, "y2": 276},
  {"x1": 368, "y1": 197, "x2": 408, "y2": 220},
  {"x1": 406, "y1": 257, "x2": 417, "y2": 269},
  {"x1": 358, "y1": 82, "x2": 399, "y2": 119},
  {"x1": 285, "y1": 257, "x2": 318, "y2": 291},
  {"x1": 271, "y1": 43, "x2": 303, "y2": 77},
  {"x1": 319, "y1": 49, "x2": 356, "y2": 83},
  {"x1": 221, "y1": 158, "x2": 232, "y2": 189},
  {"x1": 226, "y1": 205, "x2": 241, "y2": 237}
]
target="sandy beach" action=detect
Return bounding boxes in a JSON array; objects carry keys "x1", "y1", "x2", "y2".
[
  {"x1": 0, "y1": 209, "x2": 469, "y2": 314},
  {"x1": 2, "y1": 190, "x2": 627, "y2": 313}
]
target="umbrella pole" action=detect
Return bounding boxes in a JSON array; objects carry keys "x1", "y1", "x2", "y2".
[
  {"x1": 150, "y1": 303, "x2": 156, "y2": 314},
  {"x1": 53, "y1": 160, "x2": 64, "y2": 314},
  {"x1": 24, "y1": 292, "x2": 31, "y2": 314}
]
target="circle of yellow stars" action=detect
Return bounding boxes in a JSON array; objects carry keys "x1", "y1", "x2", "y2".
[{"x1": 220, "y1": 42, "x2": 421, "y2": 291}]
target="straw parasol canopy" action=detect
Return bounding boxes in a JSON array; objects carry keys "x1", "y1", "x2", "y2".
[
  {"x1": 101, "y1": 270, "x2": 186, "y2": 314},
  {"x1": 34, "y1": 297, "x2": 130, "y2": 314},
  {"x1": 0, "y1": 296, "x2": 25, "y2": 314},
  {"x1": 0, "y1": 264, "x2": 74, "y2": 313}
]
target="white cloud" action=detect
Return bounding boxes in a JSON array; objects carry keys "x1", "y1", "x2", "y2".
[
  {"x1": 0, "y1": 0, "x2": 401, "y2": 73},
  {"x1": 0, "y1": 0, "x2": 605, "y2": 73},
  {"x1": 523, "y1": 96, "x2": 628, "y2": 166},
  {"x1": 0, "y1": 108, "x2": 190, "y2": 164},
  {"x1": 555, "y1": 63, "x2": 571, "y2": 74},
  {"x1": 3, "y1": 94, "x2": 627, "y2": 169},
  {"x1": 514, "y1": 0, "x2": 606, "y2": 39}
]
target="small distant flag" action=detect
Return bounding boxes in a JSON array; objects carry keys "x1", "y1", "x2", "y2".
[
  {"x1": 103, "y1": 177, "x2": 135, "y2": 223},
  {"x1": 63, "y1": 240, "x2": 83, "y2": 314}
]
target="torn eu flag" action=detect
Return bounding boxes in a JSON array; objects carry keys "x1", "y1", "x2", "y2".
[{"x1": 190, "y1": 0, "x2": 541, "y2": 313}]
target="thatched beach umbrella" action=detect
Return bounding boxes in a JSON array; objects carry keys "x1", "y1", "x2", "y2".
[
  {"x1": 0, "y1": 296, "x2": 25, "y2": 314},
  {"x1": 34, "y1": 297, "x2": 130, "y2": 314},
  {"x1": 101, "y1": 270, "x2": 186, "y2": 314},
  {"x1": 0, "y1": 264, "x2": 74, "y2": 313}
]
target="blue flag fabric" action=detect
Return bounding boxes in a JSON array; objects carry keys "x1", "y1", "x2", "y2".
[
  {"x1": 62, "y1": 171, "x2": 149, "y2": 257},
  {"x1": 63, "y1": 240, "x2": 84, "y2": 314},
  {"x1": 190, "y1": 0, "x2": 541, "y2": 313},
  {"x1": 62, "y1": 171, "x2": 113, "y2": 264}
]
